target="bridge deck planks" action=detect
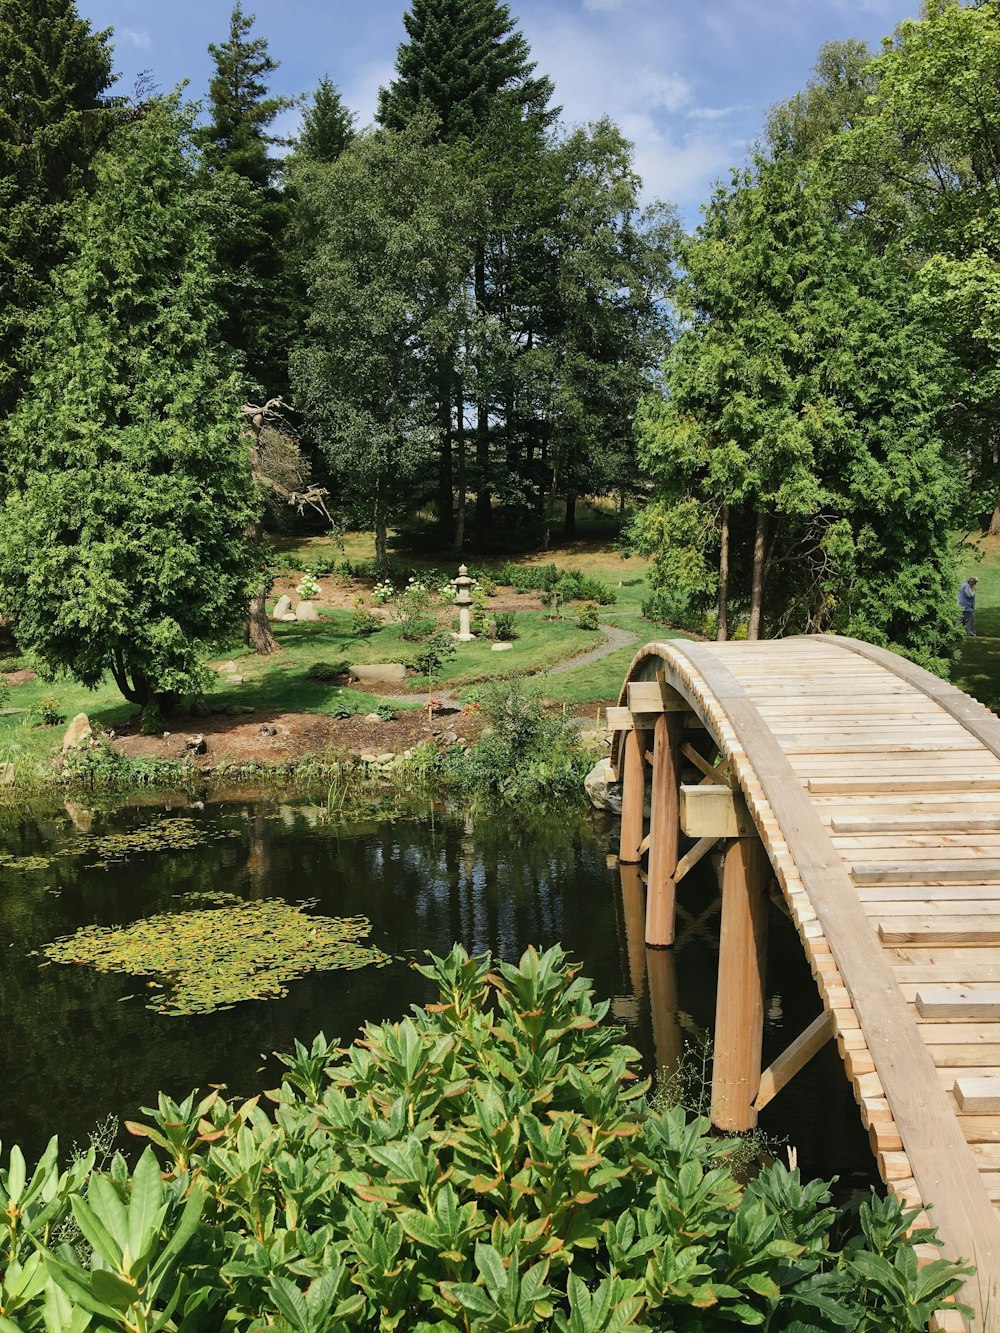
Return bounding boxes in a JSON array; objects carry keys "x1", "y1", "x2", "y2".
[{"x1": 617, "y1": 634, "x2": 1000, "y2": 1329}]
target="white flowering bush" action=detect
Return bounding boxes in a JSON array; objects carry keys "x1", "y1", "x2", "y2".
[
  {"x1": 371, "y1": 579, "x2": 395, "y2": 605},
  {"x1": 296, "y1": 573, "x2": 320, "y2": 600}
]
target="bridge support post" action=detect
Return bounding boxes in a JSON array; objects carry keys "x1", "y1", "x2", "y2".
[
  {"x1": 618, "y1": 728, "x2": 647, "y2": 863},
  {"x1": 646, "y1": 713, "x2": 683, "y2": 946},
  {"x1": 712, "y1": 836, "x2": 769, "y2": 1131}
]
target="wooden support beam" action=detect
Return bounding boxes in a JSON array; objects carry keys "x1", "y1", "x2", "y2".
[
  {"x1": 753, "y1": 1011, "x2": 834, "y2": 1112},
  {"x1": 646, "y1": 946, "x2": 682, "y2": 1079},
  {"x1": 605, "y1": 705, "x2": 634, "y2": 732},
  {"x1": 680, "y1": 784, "x2": 756, "y2": 838},
  {"x1": 680, "y1": 742, "x2": 727, "y2": 783},
  {"x1": 646, "y1": 713, "x2": 683, "y2": 947},
  {"x1": 618, "y1": 728, "x2": 646, "y2": 865},
  {"x1": 712, "y1": 837, "x2": 770, "y2": 1131},
  {"x1": 675, "y1": 835, "x2": 720, "y2": 884},
  {"x1": 627, "y1": 680, "x2": 689, "y2": 714}
]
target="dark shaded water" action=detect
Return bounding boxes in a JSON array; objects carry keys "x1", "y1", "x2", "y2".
[{"x1": 0, "y1": 797, "x2": 875, "y2": 1189}]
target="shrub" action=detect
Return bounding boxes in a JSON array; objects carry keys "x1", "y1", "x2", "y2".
[
  {"x1": 373, "y1": 702, "x2": 397, "y2": 721},
  {"x1": 35, "y1": 695, "x2": 63, "y2": 726},
  {"x1": 577, "y1": 602, "x2": 602, "y2": 631},
  {"x1": 470, "y1": 586, "x2": 490, "y2": 635},
  {"x1": 412, "y1": 628, "x2": 457, "y2": 678},
  {"x1": 296, "y1": 572, "x2": 321, "y2": 600},
  {"x1": 306, "y1": 660, "x2": 350, "y2": 683},
  {"x1": 392, "y1": 580, "x2": 433, "y2": 640},
  {"x1": 578, "y1": 574, "x2": 616, "y2": 605},
  {"x1": 139, "y1": 702, "x2": 165, "y2": 735},
  {"x1": 493, "y1": 610, "x2": 518, "y2": 641},
  {"x1": 402, "y1": 614, "x2": 435, "y2": 642},
  {"x1": 0, "y1": 946, "x2": 970, "y2": 1332},
  {"x1": 351, "y1": 599, "x2": 380, "y2": 636},
  {"x1": 60, "y1": 735, "x2": 193, "y2": 789},
  {"x1": 450, "y1": 679, "x2": 588, "y2": 804}
]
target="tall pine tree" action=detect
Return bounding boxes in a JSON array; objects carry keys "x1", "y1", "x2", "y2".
[
  {"x1": 0, "y1": 99, "x2": 258, "y2": 710},
  {"x1": 199, "y1": 4, "x2": 292, "y2": 395},
  {"x1": 0, "y1": 0, "x2": 114, "y2": 420}
]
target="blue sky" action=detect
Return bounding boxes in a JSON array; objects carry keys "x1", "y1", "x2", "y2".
[{"x1": 78, "y1": 0, "x2": 921, "y2": 225}]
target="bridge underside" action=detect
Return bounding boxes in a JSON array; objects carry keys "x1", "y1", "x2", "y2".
[{"x1": 611, "y1": 635, "x2": 1000, "y2": 1331}]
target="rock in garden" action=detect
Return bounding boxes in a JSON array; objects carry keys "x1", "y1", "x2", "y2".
[
  {"x1": 349, "y1": 663, "x2": 407, "y2": 685},
  {"x1": 376, "y1": 753, "x2": 395, "y2": 764},
  {"x1": 295, "y1": 600, "x2": 319, "y2": 621},
  {"x1": 185, "y1": 735, "x2": 207, "y2": 755},
  {"x1": 225, "y1": 674, "x2": 244, "y2": 685},
  {"x1": 191, "y1": 700, "x2": 211, "y2": 718},
  {"x1": 214, "y1": 660, "x2": 238, "y2": 674},
  {"x1": 360, "y1": 752, "x2": 378, "y2": 764},
  {"x1": 584, "y1": 757, "x2": 623, "y2": 815},
  {"x1": 364, "y1": 713, "x2": 382, "y2": 723},
  {"x1": 271, "y1": 595, "x2": 293, "y2": 620},
  {"x1": 61, "y1": 713, "x2": 92, "y2": 753},
  {"x1": 441, "y1": 729, "x2": 460, "y2": 744},
  {"x1": 281, "y1": 613, "x2": 298, "y2": 622},
  {"x1": 236, "y1": 705, "x2": 255, "y2": 714},
  {"x1": 491, "y1": 642, "x2": 514, "y2": 652}
]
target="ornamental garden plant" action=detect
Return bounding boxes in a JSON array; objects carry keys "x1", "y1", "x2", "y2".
[{"x1": 0, "y1": 946, "x2": 969, "y2": 1331}]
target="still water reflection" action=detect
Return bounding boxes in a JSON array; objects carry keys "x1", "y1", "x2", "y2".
[{"x1": 0, "y1": 797, "x2": 875, "y2": 1189}]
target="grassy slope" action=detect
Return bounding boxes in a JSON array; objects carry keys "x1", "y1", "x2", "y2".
[{"x1": 952, "y1": 537, "x2": 1000, "y2": 712}]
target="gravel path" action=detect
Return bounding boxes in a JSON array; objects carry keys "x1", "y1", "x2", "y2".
[{"x1": 545, "y1": 622, "x2": 640, "y2": 674}]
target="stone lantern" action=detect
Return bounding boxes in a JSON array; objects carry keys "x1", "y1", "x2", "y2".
[{"x1": 452, "y1": 564, "x2": 476, "y2": 641}]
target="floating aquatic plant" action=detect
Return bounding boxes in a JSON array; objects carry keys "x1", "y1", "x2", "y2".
[
  {"x1": 41, "y1": 896, "x2": 390, "y2": 1015},
  {"x1": 62, "y1": 816, "x2": 237, "y2": 869},
  {"x1": 0, "y1": 852, "x2": 52, "y2": 872}
]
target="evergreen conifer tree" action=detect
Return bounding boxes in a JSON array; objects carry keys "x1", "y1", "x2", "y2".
[
  {"x1": 199, "y1": 4, "x2": 293, "y2": 395},
  {"x1": 298, "y1": 75, "x2": 355, "y2": 164},
  {"x1": 0, "y1": 99, "x2": 258, "y2": 711},
  {"x1": 0, "y1": 0, "x2": 114, "y2": 419}
]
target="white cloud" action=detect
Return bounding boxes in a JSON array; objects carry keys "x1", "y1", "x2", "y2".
[{"x1": 121, "y1": 27, "x2": 151, "y2": 50}]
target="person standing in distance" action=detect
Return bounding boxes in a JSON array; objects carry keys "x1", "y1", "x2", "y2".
[{"x1": 958, "y1": 575, "x2": 979, "y2": 636}]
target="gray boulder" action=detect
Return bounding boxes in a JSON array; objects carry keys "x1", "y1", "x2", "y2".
[
  {"x1": 584, "y1": 757, "x2": 622, "y2": 814},
  {"x1": 271, "y1": 594, "x2": 293, "y2": 620},
  {"x1": 295, "y1": 600, "x2": 319, "y2": 622},
  {"x1": 349, "y1": 663, "x2": 407, "y2": 685}
]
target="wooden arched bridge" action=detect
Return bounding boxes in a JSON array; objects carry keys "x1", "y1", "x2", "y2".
[{"x1": 610, "y1": 635, "x2": 1000, "y2": 1330}]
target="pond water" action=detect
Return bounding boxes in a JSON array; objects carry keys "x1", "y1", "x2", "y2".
[{"x1": 0, "y1": 796, "x2": 875, "y2": 1190}]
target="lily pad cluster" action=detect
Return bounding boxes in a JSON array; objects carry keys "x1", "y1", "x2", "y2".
[
  {"x1": 63, "y1": 816, "x2": 237, "y2": 869},
  {"x1": 41, "y1": 896, "x2": 390, "y2": 1015},
  {"x1": 0, "y1": 851, "x2": 52, "y2": 872}
]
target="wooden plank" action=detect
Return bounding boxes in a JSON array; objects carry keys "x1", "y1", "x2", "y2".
[
  {"x1": 856, "y1": 862, "x2": 1000, "y2": 886},
  {"x1": 671, "y1": 639, "x2": 1000, "y2": 1312},
  {"x1": 879, "y1": 919, "x2": 1000, "y2": 946},
  {"x1": 679, "y1": 783, "x2": 755, "y2": 838},
  {"x1": 835, "y1": 815, "x2": 1000, "y2": 834},
  {"x1": 955, "y1": 1078, "x2": 1000, "y2": 1114},
  {"x1": 809, "y1": 776, "x2": 1000, "y2": 794},
  {"x1": 753, "y1": 1011, "x2": 834, "y2": 1111}
]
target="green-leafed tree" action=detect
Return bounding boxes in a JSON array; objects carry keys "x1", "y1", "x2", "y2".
[
  {"x1": 291, "y1": 123, "x2": 472, "y2": 569},
  {"x1": 199, "y1": 3, "x2": 293, "y2": 396},
  {"x1": 0, "y1": 0, "x2": 115, "y2": 422},
  {"x1": 0, "y1": 99, "x2": 259, "y2": 712},
  {"x1": 830, "y1": 0, "x2": 1000, "y2": 533},
  {"x1": 635, "y1": 156, "x2": 962, "y2": 672}
]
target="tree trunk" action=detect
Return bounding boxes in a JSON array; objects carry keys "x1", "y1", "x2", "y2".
[
  {"x1": 563, "y1": 494, "x2": 577, "y2": 540},
  {"x1": 748, "y1": 510, "x2": 767, "y2": 640},
  {"x1": 375, "y1": 514, "x2": 388, "y2": 572},
  {"x1": 474, "y1": 251, "x2": 492, "y2": 528},
  {"x1": 454, "y1": 378, "x2": 466, "y2": 552},
  {"x1": 438, "y1": 364, "x2": 453, "y2": 531},
  {"x1": 717, "y1": 503, "x2": 730, "y2": 641},
  {"x1": 247, "y1": 579, "x2": 280, "y2": 654},
  {"x1": 990, "y1": 500, "x2": 1000, "y2": 538}
]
